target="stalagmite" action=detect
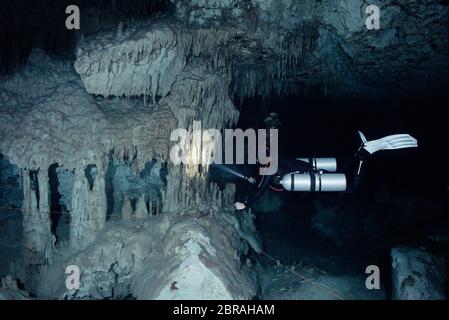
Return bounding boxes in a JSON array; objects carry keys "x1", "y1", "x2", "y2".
[
  {"x1": 156, "y1": 197, "x2": 160, "y2": 216},
  {"x1": 195, "y1": 192, "x2": 200, "y2": 206},
  {"x1": 117, "y1": 21, "x2": 124, "y2": 39},
  {"x1": 223, "y1": 184, "x2": 236, "y2": 208},
  {"x1": 217, "y1": 188, "x2": 223, "y2": 207},
  {"x1": 88, "y1": 163, "x2": 107, "y2": 232},
  {"x1": 148, "y1": 196, "x2": 153, "y2": 216},
  {"x1": 135, "y1": 195, "x2": 148, "y2": 219},
  {"x1": 162, "y1": 164, "x2": 182, "y2": 212},
  {"x1": 121, "y1": 195, "x2": 133, "y2": 220}
]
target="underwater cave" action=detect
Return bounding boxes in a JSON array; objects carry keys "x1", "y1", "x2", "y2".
[{"x1": 0, "y1": 0, "x2": 448, "y2": 302}]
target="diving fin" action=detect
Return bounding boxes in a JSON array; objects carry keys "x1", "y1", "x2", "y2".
[
  {"x1": 359, "y1": 132, "x2": 418, "y2": 156},
  {"x1": 358, "y1": 130, "x2": 368, "y2": 144}
]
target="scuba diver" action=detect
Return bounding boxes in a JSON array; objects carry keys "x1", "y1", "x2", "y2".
[{"x1": 232, "y1": 114, "x2": 418, "y2": 211}]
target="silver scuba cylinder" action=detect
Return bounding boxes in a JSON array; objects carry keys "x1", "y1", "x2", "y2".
[
  {"x1": 281, "y1": 172, "x2": 347, "y2": 192},
  {"x1": 296, "y1": 158, "x2": 337, "y2": 172}
]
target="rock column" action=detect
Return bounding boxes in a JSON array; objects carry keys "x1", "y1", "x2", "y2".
[{"x1": 22, "y1": 169, "x2": 54, "y2": 290}]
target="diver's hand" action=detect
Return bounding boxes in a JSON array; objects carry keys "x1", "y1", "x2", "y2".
[
  {"x1": 234, "y1": 202, "x2": 246, "y2": 210},
  {"x1": 246, "y1": 177, "x2": 257, "y2": 185}
]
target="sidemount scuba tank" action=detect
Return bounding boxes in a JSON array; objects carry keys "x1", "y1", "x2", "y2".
[
  {"x1": 280, "y1": 172, "x2": 347, "y2": 192},
  {"x1": 296, "y1": 157, "x2": 338, "y2": 172},
  {"x1": 272, "y1": 157, "x2": 346, "y2": 192}
]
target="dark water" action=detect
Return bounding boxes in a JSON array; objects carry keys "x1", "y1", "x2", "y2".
[{"x1": 231, "y1": 90, "x2": 449, "y2": 296}]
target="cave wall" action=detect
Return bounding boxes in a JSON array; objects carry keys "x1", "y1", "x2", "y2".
[
  {"x1": 0, "y1": 156, "x2": 23, "y2": 276},
  {"x1": 0, "y1": 0, "x2": 172, "y2": 74}
]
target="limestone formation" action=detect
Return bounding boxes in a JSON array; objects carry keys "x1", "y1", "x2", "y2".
[
  {"x1": 121, "y1": 195, "x2": 133, "y2": 220},
  {"x1": 134, "y1": 195, "x2": 148, "y2": 219},
  {"x1": 391, "y1": 246, "x2": 447, "y2": 300}
]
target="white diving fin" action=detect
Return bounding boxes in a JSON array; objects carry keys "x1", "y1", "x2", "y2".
[
  {"x1": 356, "y1": 131, "x2": 418, "y2": 176},
  {"x1": 358, "y1": 130, "x2": 368, "y2": 144},
  {"x1": 358, "y1": 131, "x2": 418, "y2": 156}
]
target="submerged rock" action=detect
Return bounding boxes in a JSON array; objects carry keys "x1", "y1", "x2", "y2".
[
  {"x1": 37, "y1": 212, "x2": 259, "y2": 300},
  {"x1": 0, "y1": 276, "x2": 31, "y2": 300},
  {"x1": 391, "y1": 246, "x2": 446, "y2": 300},
  {"x1": 260, "y1": 261, "x2": 386, "y2": 300}
]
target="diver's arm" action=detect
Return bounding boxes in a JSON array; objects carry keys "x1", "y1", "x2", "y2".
[
  {"x1": 235, "y1": 174, "x2": 274, "y2": 210},
  {"x1": 344, "y1": 158, "x2": 364, "y2": 193}
]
